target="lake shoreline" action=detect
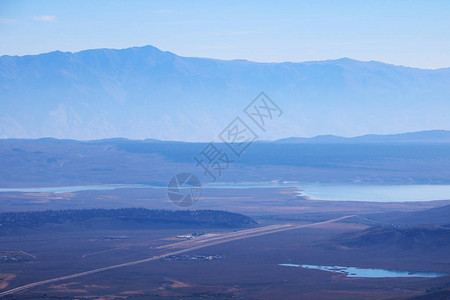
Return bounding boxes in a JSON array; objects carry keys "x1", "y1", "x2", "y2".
[{"x1": 1, "y1": 182, "x2": 450, "y2": 203}]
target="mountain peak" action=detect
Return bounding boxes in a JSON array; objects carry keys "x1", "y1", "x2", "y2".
[{"x1": 1, "y1": 47, "x2": 449, "y2": 140}]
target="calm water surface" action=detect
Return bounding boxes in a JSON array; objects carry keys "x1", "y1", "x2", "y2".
[
  {"x1": 1, "y1": 182, "x2": 450, "y2": 202},
  {"x1": 0, "y1": 184, "x2": 155, "y2": 193},
  {"x1": 279, "y1": 264, "x2": 447, "y2": 278},
  {"x1": 295, "y1": 183, "x2": 450, "y2": 202},
  {"x1": 208, "y1": 182, "x2": 450, "y2": 202}
]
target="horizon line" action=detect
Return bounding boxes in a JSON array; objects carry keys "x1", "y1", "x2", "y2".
[
  {"x1": 1, "y1": 129, "x2": 450, "y2": 143},
  {"x1": 1, "y1": 44, "x2": 449, "y2": 71}
]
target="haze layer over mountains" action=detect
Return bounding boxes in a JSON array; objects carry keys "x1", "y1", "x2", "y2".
[{"x1": 1, "y1": 45, "x2": 449, "y2": 141}]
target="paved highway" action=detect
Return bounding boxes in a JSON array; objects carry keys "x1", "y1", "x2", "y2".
[{"x1": 0, "y1": 215, "x2": 355, "y2": 297}]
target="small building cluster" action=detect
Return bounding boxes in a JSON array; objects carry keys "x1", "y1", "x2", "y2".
[
  {"x1": 160, "y1": 254, "x2": 222, "y2": 261},
  {"x1": 175, "y1": 232, "x2": 205, "y2": 239},
  {"x1": 0, "y1": 255, "x2": 19, "y2": 263}
]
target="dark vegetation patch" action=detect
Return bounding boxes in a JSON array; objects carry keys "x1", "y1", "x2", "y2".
[{"x1": 0, "y1": 208, "x2": 257, "y2": 234}]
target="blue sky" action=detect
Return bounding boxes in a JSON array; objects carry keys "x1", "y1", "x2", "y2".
[{"x1": 1, "y1": 0, "x2": 449, "y2": 69}]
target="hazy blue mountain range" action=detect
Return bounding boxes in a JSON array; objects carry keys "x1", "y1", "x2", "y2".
[
  {"x1": 1, "y1": 45, "x2": 450, "y2": 141},
  {"x1": 276, "y1": 130, "x2": 450, "y2": 143}
]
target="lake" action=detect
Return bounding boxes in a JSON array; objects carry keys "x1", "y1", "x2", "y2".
[
  {"x1": 207, "y1": 182, "x2": 450, "y2": 202},
  {"x1": 279, "y1": 264, "x2": 447, "y2": 278},
  {"x1": 1, "y1": 182, "x2": 450, "y2": 202},
  {"x1": 0, "y1": 184, "x2": 154, "y2": 193},
  {"x1": 295, "y1": 183, "x2": 450, "y2": 202}
]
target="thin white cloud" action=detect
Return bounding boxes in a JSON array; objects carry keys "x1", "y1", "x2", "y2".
[{"x1": 33, "y1": 15, "x2": 56, "y2": 22}]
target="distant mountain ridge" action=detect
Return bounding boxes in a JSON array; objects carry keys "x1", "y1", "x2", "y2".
[
  {"x1": 2, "y1": 136, "x2": 450, "y2": 187},
  {"x1": 1, "y1": 45, "x2": 450, "y2": 141},
  {"x1": 276, "y1": 130, "x2": 450, "y2": 144},
  {"x1": 2, "y1": 129, "x2": 450, "y2": 144}
]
